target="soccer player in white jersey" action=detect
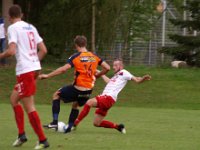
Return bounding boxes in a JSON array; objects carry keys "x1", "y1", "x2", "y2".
[
  {"x1": 0, "y1": 5, "x2": 49, "y2": 149},
  {"x1": 74, "y1": 59, "x2": 151, "y2": 133}
]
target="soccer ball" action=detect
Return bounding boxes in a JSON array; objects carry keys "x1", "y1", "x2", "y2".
[{"x1": 57, "y1": 121, "x2": 66, "y2": 133}]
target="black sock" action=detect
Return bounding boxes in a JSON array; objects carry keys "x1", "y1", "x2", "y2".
[
  {"x1": 68, "y1": 108, "x2": 79, "y2": 128},
  {"x1": 18, "y1": 132, "x2": 25, "y2": 138},
  {"x1": 52, "y1": 99, "x2": 60, "y2": 124},
  {"x1": 39, "y1": 139, "x2": 47, "y2": 143}
]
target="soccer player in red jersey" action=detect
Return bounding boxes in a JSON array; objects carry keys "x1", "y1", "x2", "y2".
[
  {"x1": 74, "y1": 59, "x2": 151, "y2": 133},
  {"x1": 39, "y1": 35, "x2": 110, "y2": 133},
  {"x1": 0, "y1": 5, "x2": 49, "y2": 149}
]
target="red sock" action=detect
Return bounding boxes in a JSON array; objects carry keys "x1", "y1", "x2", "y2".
[
  {"x1": 99, "y1": 120, "x2": 118, "y2": 129},
  {"x1": 28, "y1": 111, "x2": 46, "y2": 141},
  {"x1": 74, "y1": 104, "x2": 91, "y2": 126},
  {"x1": 13, "y1": 104, "x2": 25, "y2": 135}
]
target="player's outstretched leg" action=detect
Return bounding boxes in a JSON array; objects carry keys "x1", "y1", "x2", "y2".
[
  {"x1": 73, "y1": 104, "x2": 91, "y2": 128},
  {"x1": 64, "y1": 108, "x2": 79, "y2": 133},
  {"x1": 71, "y1": 103, "x2": 91, "y2": 130},
  {"x1": 43, "y1": 98, "x2": 60, "y2": 130},
  {"x1": 116, "y1": 124, "x2": 126, "y2": 134},
  {"x1": 94, "y1": 119, "x2": 126, "y2": 134}
]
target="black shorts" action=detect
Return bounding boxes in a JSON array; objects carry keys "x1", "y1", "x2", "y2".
[{"x1": 58, "y1": 85, "x2": 92, "y2": 106}]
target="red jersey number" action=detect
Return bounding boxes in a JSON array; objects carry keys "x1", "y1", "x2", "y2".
[
  {"x1": 84, "y1": 64, "x2": 93, "y2": 77},
  {"x1": 27, "y1": 32, "x2": 36, "y2": 50}
]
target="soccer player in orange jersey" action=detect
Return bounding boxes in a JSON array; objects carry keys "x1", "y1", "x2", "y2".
[{"x1": 39, "y1": 35, "x2": 110, "y2": 133}]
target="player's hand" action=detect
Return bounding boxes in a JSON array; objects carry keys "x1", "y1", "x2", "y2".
[
  {"x1": 95, "y1": 69, "x2": 101, "y2": 78},
  {"x1": 34, "y1": 70, "x2": 41, "y2": 79},
  {"x1": 38, "y1": 74, "x2": 49, "y2": 80},
  {"x1": 95, "y1": 69, "x2": 100, "y2": 76},
  {"x1": 143, "y1": 74, "x2": 151, "y2": 81},
  {"x1": 95, "y1": 69, "x2": 100, "y2": 73}
]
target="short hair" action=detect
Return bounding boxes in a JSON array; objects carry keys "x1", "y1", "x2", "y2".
[
  {"x1": 74, "y1": 35, "x2": 87, "y2": 47},
  {"x1": 113, "y1": 58, "x2": 124, "y2": 66},
  {"x1": 114, "y1": 58, "x2": 123, "y2": 62},
  {"x1": 9, "y1": 5, "x2": 22, "y2": 18}
]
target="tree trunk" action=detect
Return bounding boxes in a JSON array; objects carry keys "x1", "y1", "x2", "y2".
[
  {"x1": 91, "y1": 0, "x2": 95, "y2": 52},
  {"x1": 2, "y1": 0, "x2": 13, "y2": 29}
]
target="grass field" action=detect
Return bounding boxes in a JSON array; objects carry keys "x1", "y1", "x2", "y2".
[
  {"x1": 1, "y1": 103, "x2": 200, "y2": 150},
  {"x1": 1, "y1": 64, "x2": 200, "y2": 109},
  {"x1": 1, "y1": 64, "x2": 200, "y2": 150}
]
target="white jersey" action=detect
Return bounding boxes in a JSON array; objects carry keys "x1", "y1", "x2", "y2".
[
  {"x1": 102, "y1": 69, "x2": 134, "y2": 101},
  {"x1": 8, "y1": 21, "x2": 42, "y2": 75}
]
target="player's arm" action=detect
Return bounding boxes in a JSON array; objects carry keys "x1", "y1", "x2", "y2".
[
  {"x1": 0, "y1": 42, "x2": 16, "y2": 59},
  {"x1": 101, "y1": 74, "x2": 110, "y2": 83},
  {"x1": 96, "y1": 69, "x2": 110, "y2": 83},
  {"x1": 39, "y1": 63, "x2": 71, "y2": 79},
  {"x1": 95, "y1": 61, "x2": 110, "y2": 78},
  {"x1": 37, "y1": 42, "x2": 47, "y2": 60},
  {"x1": 132, "y1": 74, "x2": 151, "y2": 83}
]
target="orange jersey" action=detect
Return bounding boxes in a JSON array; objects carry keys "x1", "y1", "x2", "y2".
[{"x1": 67, "y1": 52, "x2": 103, "y2": 89}]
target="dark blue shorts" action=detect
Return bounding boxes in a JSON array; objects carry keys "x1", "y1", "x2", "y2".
[{"x1": 58, "y1": 85, "x2": 92, "y2": 106}]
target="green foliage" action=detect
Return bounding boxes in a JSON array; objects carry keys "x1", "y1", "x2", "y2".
[
  {"x1": 95, "y1": 0, "x2": 160, "y2": 58},
  {"x1": 14, "y1": 0, "x2": 161, "y2": 60},
  {"x1": 38, "y1": 0, "x2": 92, "y2": 58},
  {"x1": 169, "y1": 34, "x2": 200, "y2": 47},
  {"x1": 169, "y1": 0, "x2": 184, "y2": 12},
  {"x1": 170, "y1": 19, "x2": 200, "y2": 30},
  {"x1": 159, "y1": 0, "x2": 200, "y2": 67},
  {"x1": 95, "y1": 0, "x2": 123, "y2": 48},
  {"x1": 123, "y1": 0, "x2": 160, "y2": 41}
]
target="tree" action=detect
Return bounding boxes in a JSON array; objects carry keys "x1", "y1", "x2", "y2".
[
  {"x1": 91, "y1": 0, "x2": 96, "y2": 52},
  {"x1": 158, "y1": 0, "x2": 200, "y2": 67},
  {"x1": 118, "y1": 0, "x2": 160, "y2": 60},
  {"x1": 12, "y1": 0, "x2": 161, "y2": 62},
  {"x1": 95, "y1": 0, "x2": 160, "y2": 60}
]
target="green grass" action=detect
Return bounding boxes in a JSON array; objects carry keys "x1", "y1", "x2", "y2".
[
  {"x1": 120, "y1": 66, "x2": 200, "y2": 109},
  {"x1": 1, "y1": 64, "x2": 200, "y2": 149},
  {"x1": 1, "y1": 103, "x2": 200, "y2": 150},
  {"x1": 1, "y1": 64, "x2": 200, "y2": 109}
]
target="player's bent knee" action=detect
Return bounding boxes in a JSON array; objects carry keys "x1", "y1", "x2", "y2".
[
  {"x1": 72, "y1": 102, "x2": 79, "y2": 108},
  {"x1": 10, "y1": 97, "x2": 19, "y2": 107},
  {"x1": 93, "y1": 121, "x2": 101, "y2": 127},
  {"x1": 53, "y1": 91, "x2": 60, "y2": 99},
  {"x1": 86, "y1": 99, "x2": 96, "y2": 107},
  {"x1": 10, "y1": 100, "x2": 18, "y2": 107}
]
